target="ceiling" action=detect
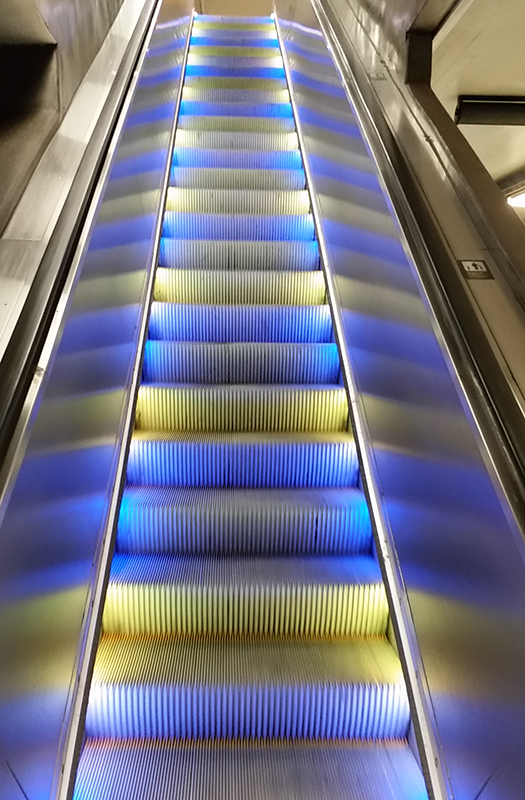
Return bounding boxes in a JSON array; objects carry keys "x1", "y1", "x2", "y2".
[{"x1": 432, "y1": 0, "x2": 525, "y2": 187}]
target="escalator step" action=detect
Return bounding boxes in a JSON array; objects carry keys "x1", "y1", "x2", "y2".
[
  {"x1": 177, "y1": 114, "x2": 293, "y2": 132},
  {"x1": 162, "y1": 212, "x2": 314, "y2": 240},
  {"x1": 186, "y1": 56, "x2": 285, "y2": 71},
  {"x1": 153, "y1": 269, "x2": 324, "y2": 305},
  {"x1": 159, "y1": 240, "x2": 320, "y2": 271},
  {"x1": 148, "y1": 303, "x2": 332, "y2": 343},
  {"x1": 117, "y1": 486, "x2": 371, "y2": 555},
  {"x1": 127, "y1": 432, "x2": 358, "y2": 488},
  {"x1": 174, "y1": 130, "x2": 298, "y2": 150},
  {"x1": 103, "y1": 554, "x2": 387, "y2": 637},
  {"x1": 142, "y1": 342, "x2": 340, "y2": 384},
  {"x1": 180, "y1": 99, "x2": 292, "y2": 117},
  {"x1": 135, "y1": 385, "x2": 348, "y2": 433},
  {"x1": 183, "y1": 77, "x2": 285, "y2": 90},
  {"x1": 165, "y1": 188, "x2": 310, "y2": 216},
  {"x1": 86, "y1": 637, "x2": 408, "y2": 740},
  {"x1": 182, "y1": 88, "x2": 290, "y2": 104},
  {"x1": 172, "y1": 147, "x2": 301, "y2": 169},
  {"x1": 74, "y1": 739, "x2": 427, "y2": 800},
  {"x1": 189, "y1": 47, "x2": 281, "y2": 59},
  {"x1": 170, "y1": 167, "x2": 305, "y2": 191}
]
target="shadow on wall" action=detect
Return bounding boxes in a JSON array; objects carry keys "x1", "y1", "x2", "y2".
[{"x1": 0, "y1": 0, "x2": 126, "y2": 235}]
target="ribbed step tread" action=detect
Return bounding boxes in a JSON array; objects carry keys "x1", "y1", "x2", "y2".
[
  {"x1": 174, "y1": 130, "x2": 298, "y2": 150},
  {"x1": 135, "y1": 385, "x2": 348, "y2": 433},
  {"x1": 154, "y1": 269, "x2": 324, "y2": 305},
  {"x1": 165, "y1": 188, "x2": 309, "y2": 216},
  {"x1": 189, "y1": 46, "x2": 281, "y2": 59},
  {"x1": 74, "y1": 740, "x2": 427, "y2": 800},
  {"x1": 148, "y1": 304, "x2": 332, "y2": 343},
  {"x1": 117, "y1": 486, "x2": 371, "y2": 555},
  {"x1": 190, "y1": 37, "x2": 278, "y2": 49},
  {"x1": 159, "y1": 240, "x2": 320, "y2": 271},
  {"x1": 127, "y1": 432, "x2": 358, "y2": 488},
  {"x1": 171, "y1": 148, "x2": 301, "y2": 169},
  {"x1": 104, "y1": 554, "x2": 387, "y2": 637},
  {"x1": 194, "y1": 18, "x2": 275, "y2": 28},
  {"x1": 184, "y1": 77, "x2": 285, "y2": 90},
  {"x1": 177, "y1": 114, "x2": 294, "y2": 132},
  {"x1": 171, "y1": 167, "x2": 305, "y2": 191},
  {"x1": 183, "y1": 87, "x2": 290, "y2": 104},
  {"x1": 180, "y1": 99, "x2": 291, "y2": 117},
  {"x1": 162, "y1": 212, "x2": 314, "y2": 241},
  {"x1": 142, "y1": 342, "x2": 340, "y2": 385},
  {"x1": 87, "y1": 638, "x2": 408, "y2": 740}
]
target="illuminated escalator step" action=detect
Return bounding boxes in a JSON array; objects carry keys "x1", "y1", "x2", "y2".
[
  {"x1": 142, "y1": 342, "x2": 340, "y2": 385},
  {"x1": 189, "y1": 46, "x2": 280, "y2": 59},
  {"x1": 135, "y1": 385, "x2": 348, "y2": 433},
  {"x1": 74, "y1": 739, "x2": 428, "y2": 800},
  {"x1": 191, "y1": 27, "x2": 277, "y2": 39},
  {"x1": 86, "y1": 637, "x2": 408, "y2": 740},
  {"x1": 184, "y1": 78, "x2": 284, "y2": 91},
  {"x1": 148, "y1": 303, "x2": 332, "y2": 343},
  {"x1": 127, "y1": 432, "x2": 358, "y2": 488},
  {"x1": 185, "y1": 65, "x2": 285, "y2": 79},
  {"x1": 162, "y1": 212, "x2": 314, "y2": 240},
  {"x1": 186, "y1": 56, "x2": 285, "y2": 70},
  {"x1": 177, "y1": 114, "x2": 293, "y2": 132},
  {"x1": 153, "y1": 269, "x2": 324, "y2": 305},
  {"x1": 170, "y1": 167, "x2": 305, "y2": 191},
  {"x1": 172, "y1": 147, "x2": 301, "y2": 169},
  {"x1": 182, "y1": 88, "x2": 290, "y2": 104},
  {"x1": 165, "y1": 188, "x2": 309, "y2": 216},
  {"x1": 117, "y1": 486, "x2": 371, "y2": 555},
  {"x1": 180, "y1": 99, "x2": 292, "y2": 117},
  {"x1": 189, "y1": 38, "x2": 278, "y2": 49},
  {"x1": 194, "y1": 17, "x2": 274, "y2": 27},
  {"x1": 174, "y1": 129, "x2": 299, "y2": 150},
  {"x1": 103, "y1": 553, "x2": 388, "y2": 637},
  {"x1": 159, "y1": 240, "x2": 320, "y2": 271}
]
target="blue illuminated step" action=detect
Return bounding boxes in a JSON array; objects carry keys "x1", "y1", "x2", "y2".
[
  {"x1": 148, "y1": 303, "x2": 333, "y2": 343},
  {"x1": 86, "y1": 637, "x2": 409, "y2": 740},
  {"x1": 142, "y1": 342, "x2": 340, "y2": 384},
  {"x1": 162, "y1": 212, "x2": 314, "y2": 240},
  {"x1": 74, "y1": 740, "x2": 428, "y2": 800},
  {"x1": 117, "y1": 486, "x2": 371, "y2": 555},
  {"x1": 172, "y1": 148, "x2": 302, "y2": 169},
  {"x1": 190, "y1": 36, "x2": 279, "y2": 48},
  {"x1": 180, "y1": 100, "x2": 293, "y2": 117},
  {"x1": 185, "y1": 65, "x2": 285, "y2": 79},
  {"x1": 127, "y1": 432, "x2": 358, "y2": 488}
]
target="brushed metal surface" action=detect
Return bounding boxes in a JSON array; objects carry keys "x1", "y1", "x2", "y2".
[
  {"x1": 275, "y1": 2, "x2": 525, "y2": 799},
  {"x1": 0, "y1": 5, "x2": 192, "y2": 799}
]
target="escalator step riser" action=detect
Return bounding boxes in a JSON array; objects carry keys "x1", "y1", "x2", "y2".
[
  {"x1": 165, "y1": 189, "x2": 310, "y2": 216},
  {"x1": 74, "y1": 740, "x2": 429, "y2": 800},
  {"x1": 86, "y1": 682, "x2": 408, "y2": 741},
  {"x1": 142, "y1": 342, "x2": 340, "y2": 384},
  {"x1": 185, "y1": 65, "x2": 286, "y2": 79},
  {"x1": 162, "y1": 212, "x2": 314, "y2": 241},
  {"x1": 180, "y1": 99, "x2": 292, "y2": 117},
  {"x1": 189, "y1": 47, "x2": 281, "y2": 59},
  {"x1": 183, "y1": 77, "x2": 284, "y2": 90},
  {"x1": 135, "y1": 386, "x2": 348, "y2": 433},
  {"x1": 174, "y1": 130, "x2": 298, "y2": 150},
  {"x1": 172, "y1": 148, "x2": 301, "y2": 169},
  {"x1": 159, "y1": 240, "x2": 320, "y2": 271},
  {"x1": 170, "y1": 167, "x2": 306, "y2": 191},
  {"x1": 153, "y1": 269, "x2": 325, "y2": 305},
  {"x1": 148, "y1": 304, "x2": 332, "y2": 343},
  {"x1": 117, "y1": 487, "x2": 371, "y2": 555},
  {"x1": 103, "y1": 579, "x2": 388, "y2": 638},
  {"x1": 127, "y1": 437, "x2": 358, "y2": 488},
  {"x1": 177, "y1": 114, "x2": 293, "y2": 132}
]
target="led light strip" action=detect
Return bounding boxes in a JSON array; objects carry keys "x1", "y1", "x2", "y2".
[{"x1": 273, "y1": 9, "x2": 452, "y2": 800}]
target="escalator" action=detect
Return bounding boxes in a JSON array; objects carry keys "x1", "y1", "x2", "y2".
[{"x1": 72, "y1": 15, "x2": 428, "y2": 800}]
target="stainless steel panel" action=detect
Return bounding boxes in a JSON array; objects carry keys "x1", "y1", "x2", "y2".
[
  {"x1": 275, "y1": 4, "x2": 525, "y2": 799},
  {"x1": 0, "y1": 5, "x2": 192, "y2": 799}
]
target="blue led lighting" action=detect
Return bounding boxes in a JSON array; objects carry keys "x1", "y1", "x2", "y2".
[
  {"x1": 299, "y1": 106, "x2": 361, "y2": 138},
  {"x1": 180, "y1": 100, "x2": 293, "y2": 117},
  {"x1": 185, "y1": 65, "x2": 285, "y2": 79},
  {"x1": 290, "y1": 70, "x2": 347, "y2": 100},
  {"x1": 111, "y1": 150, "x2": 167, "y2": 180},
  {"x1": 126, "y1": 101, "x2": 176, "y2": 128},
  {"x1": 324, "y1": 219, "x2": 408, "y2": 264},
  {"x1": 190, "y1": 36, "x2": 279, "y2": 48},
  {"x1": 309, "y1": 154, "x2": 382, "y2": 193},
  {"x1": 138, "y1": 66, "x2": 182, "y2": 89},
  {"x1": 284, "y1": 40, "x2": 333, "y2": 66},
  {"x1": 171, "y1": 147, "x2": 302, "y2": 170},
  {"x1": 162, "y1": 212, "x2": 315, "y2": 241}
]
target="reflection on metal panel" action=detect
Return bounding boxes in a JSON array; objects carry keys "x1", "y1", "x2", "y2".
[
  {"x1": 276, "y1": 4, "x2": 525, "y2": 799},
  {"x1": 0, "y1": 6, "x2": 192, "y2": 800}
]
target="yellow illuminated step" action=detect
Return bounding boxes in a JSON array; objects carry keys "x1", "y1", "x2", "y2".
[
  {"x1": 135, "y1": 385, "x2": 349, "y2": 433},
  {"x1": 165, "y1": 187, "x2": 310, "y2": 216}
]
